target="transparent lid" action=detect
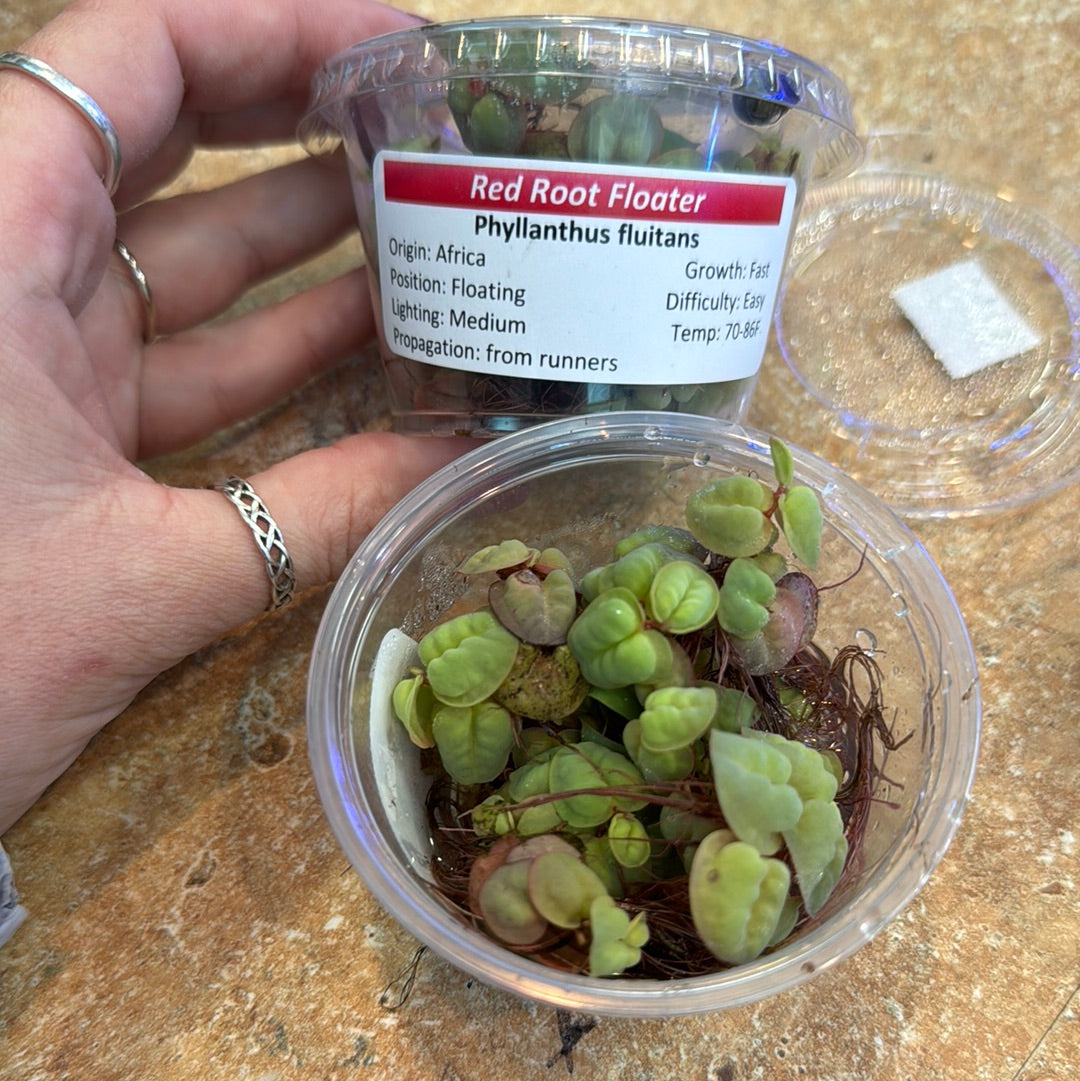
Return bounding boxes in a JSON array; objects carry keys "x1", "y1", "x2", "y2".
[
  {"x1": 301, "y1": 16, "x2": 861, "y2": 179},
  {"x1": 762, "y1": 133, "x2": 1080, "y2": 519}
]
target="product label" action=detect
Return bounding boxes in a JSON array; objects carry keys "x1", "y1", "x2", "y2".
[{"x1": 373, "y1": 151, "x2": 797, "y2": 385}]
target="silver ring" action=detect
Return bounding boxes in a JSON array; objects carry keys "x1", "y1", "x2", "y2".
[
  {"x1": 0, "y1": 50, "x2": 122, "y2": 196},
  {"x1": 214, "y1": 477, "x2": 296, "y2": 611},
  {"x1": 113, "y1": 239, "x2": 157, "y2": 342}
]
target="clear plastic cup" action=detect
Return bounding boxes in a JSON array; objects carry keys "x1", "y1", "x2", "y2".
[
  {"x1": 307, "y1": 413, "x2": 980, "y2": 1016},
  {"x1": 301, "y1": 18, "x2": 861, "y2": 436}
]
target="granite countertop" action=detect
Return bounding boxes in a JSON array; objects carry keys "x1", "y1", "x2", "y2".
[{"x1": 2, "y1": 1, "x2": 1078, "y2": 1078}]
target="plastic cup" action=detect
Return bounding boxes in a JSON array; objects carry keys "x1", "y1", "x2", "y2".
[
  {"x1": 301, "y1": 17, "x2": 861, "y2": 436},
  {"x1": 306, "y1": 413, "x2": 980, "y2": 1016}
]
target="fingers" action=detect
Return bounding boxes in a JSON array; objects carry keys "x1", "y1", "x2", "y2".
[
  {"x1": 117, "y1": 153, "x2": 357, "y2": 334},
  {"x1": 23, "y1": 0, "x2": 420, "y2": 173},
  {"x1": 137, "y1": 269, "x2": 375, "y2": 458},
  {"x1": 252, "y1": 434, "x2": 470, "y2": 595},
  {"x1": 2, "y1": 0, "x2": 421, "y2": 303},
  {"x1": 165, "y1": 433, "x2": 470, "y2": 642},
  {"x1": 115, "y1": 102, "x2": 301, "y2": 208}
]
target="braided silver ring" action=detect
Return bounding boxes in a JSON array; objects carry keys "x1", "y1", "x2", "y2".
[
  {"x1": 215, "y1": 477, "x2": 296, "y2": 611},
  {"x1": 0, "y1": 50, "x2": 122, "y2": 196},
  {"x1": 113, "y1": 239, "x2": 157, "y2": 342}
]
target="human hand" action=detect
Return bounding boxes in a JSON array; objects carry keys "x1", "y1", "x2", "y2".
[{"x1": 0, "y1": 0, "x2": 465, "y2": 832}]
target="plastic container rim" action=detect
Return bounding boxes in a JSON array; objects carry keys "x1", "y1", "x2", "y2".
[{"x1": 300, "y1": 15, "x2": 862, "y2": 176}]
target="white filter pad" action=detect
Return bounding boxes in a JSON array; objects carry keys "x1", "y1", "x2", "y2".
[{"x1": 892, "y1": 258, "x2": 1042, "y2": 379}]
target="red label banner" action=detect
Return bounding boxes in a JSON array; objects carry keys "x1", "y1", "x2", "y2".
[{"x1": 380, "y1": 157, "x2": 786, "y2": 226}]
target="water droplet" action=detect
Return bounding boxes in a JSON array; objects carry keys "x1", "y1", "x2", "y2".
[
  {"x1": 692, "y1": 450, "x2": 711, "y2": 467},
  {"x1": 891, "y1": 591, "x2": 909, "y2": 617},
  {"x1": 855, "y1": 627, "x2": 877, "y2": 655},
  {"x1": 643, "y1": 425, "x2": 663, "y2": 441}
]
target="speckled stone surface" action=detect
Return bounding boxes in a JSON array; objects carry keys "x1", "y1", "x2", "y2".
[{"x1": 1, "y1": 1, "x2": 1078, "y2": 1079}]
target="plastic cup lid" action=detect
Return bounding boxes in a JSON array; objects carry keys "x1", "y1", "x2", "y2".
[
  {"x1": 762, "y1": 133, "x2": 1080, "y2": 519},
  {"x1": 300, "y1": 16, "x2": 861, "y2": 179}
]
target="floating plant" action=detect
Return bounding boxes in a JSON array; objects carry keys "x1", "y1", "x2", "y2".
[{"x1": 388, "y1": 439, "x2": 902, "y2": 978}]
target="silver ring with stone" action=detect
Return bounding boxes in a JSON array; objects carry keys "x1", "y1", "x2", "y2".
[
  {"x1": 113, "y1": 239, "x2": 156, "y2": 342},
  {"x1": 0, "y1": 50, "x2": 122, "y2": 196},
  {"x1": 214, "y1": 476, "x2": 296, "y2": 611}
]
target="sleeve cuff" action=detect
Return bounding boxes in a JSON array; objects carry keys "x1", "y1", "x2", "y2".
[{"x1": 0, "y1": 840, "x2": 28, "y2": 947}]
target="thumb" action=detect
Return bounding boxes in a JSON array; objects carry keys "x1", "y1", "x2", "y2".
[{"x1": 180, "y1": 432, "x2": 469, "y2": 639}]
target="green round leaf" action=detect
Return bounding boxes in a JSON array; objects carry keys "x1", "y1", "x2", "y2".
[
  {"x1": 534, "y1": 547, "x2": 574, "y2": 575},
  {"x1": 588, "y1": 685, "x2": 642, "y2": 720},
  {"x1": 506, "y1": 751, "x2": 556, "y2": 803},
  {"x1": 728, "y1": 572, "x2": 818, "y2": 676},
  {"x1": 778, "y1": 683, "x2": 813, "y2": 724},
  {"x1": 580, "y1": 837, "x2": 626, "y2": 898},
  {"x1": 515, "y1": 801, "x2": 566, "y2": 838},
  {"x1": 688, "y1": 834, "x2": 792, "y2": 965},
  {"x1": 567, "y1": 588, "x2": 668, "y2": 689},
  {"x1": 613, "y1": 525, "x2": 707, "y2": 560},
  {"x1": 652, "y1": 147, "x2": 704, "y2": 169},
  {"x1": 712, "y1": 686, "x2": 761, "y2": 733},
  {"x1": 457, "y1": 538, "x2": 535, "y2": 576},
  {"x1": 567, "y1": 94, "x2": 664, "y2": 164},
  {"x1": 769, "y1": 437, "x2": 795, "y2": 489},
  {"x1": 607, "y1": 812, "x2": 652, "y2": 868},
  {"x1": 638, "y1": 685, "x2": 719, "y2": 753},
  {"x1": 685, "y1": 475, "x2": 775, "y2": 557},
  {"x1": 528, "y1": 851, "x2": 609, "y2": 929},
  {"x1": 742, "y1": 729, "x2": 838, "y2": 802},
  {"x1": 646, "y1": 560, "x2": 720, "y2": 634},
  {"x1": 631, "y1": 385, "x2": 673, "y2": 410},
  {"x1": 820, "y1": 748, "x2": 845, "y2": 788},
  {"x1": 622, "y1": 718, "x2": 696, "y2": 783},
  {"x1": 783, "y1": 798, "x2": 848, "y2": 916},
  {"x1": 465, "y1": 91, "x2": 527, "y2": 153},
  {"x1": 472, "y1": 792, "x2": 517, "y2": 837},
  {"x1": 504, "y1": 834, "x2": 581, "y2": 865},
  {"x1": 588, "y1": 895, "x2": 649, "y2": 977},
  {"x1": 391, "y1": 673, "x2": 436, "y2": 748},
  {"x1": 716, "y1": 558, "x2": 776, "y2": 638},
  {"x1": 767, "y1": 895, "x2": 802, "y2": 947},
  {"x1": 431, "y1": 701, "x2": 515, "y2": 785},
  {"x1": 578, "y1": 717, "x2": 628, "y2": 756},
  {"x1": 738, "y1": 729, "x2": 846, "y2": 913},
  {"x1": 487, "y1": 37, "x2": 592, "y2": 105},
  {"x1": 709, "y1": 729, "x2": 804, "y2": 854},
  {"x1": 447, "y1": 76, "x2": 482, "y2": 123},
  {"x1": 489, "y1": 567, "x2": 578, "y2": 646},
  {"x1": 477, "y1": 861, "x2": 548, "y2": 945},
  {"x1": 582, "y1": 542, "x2": 694, "y2": 603},
  {"x1": 419, "y1": 610, "x2": 519, "y2": 707},
  {"x1": 548, "y1": 742, "x2": 646, "y2": 828},
  {"x1": 511, "y1": 726, "x2": 564, "y2": 768},
  {"x1": 777, "y1": 485, "x2": 823, "y2": 569},
  {"x1": 751, "y1": 550, "x2": 789, "y2": 582},
  {"x1": 631, "y1": 634, "x2": 686, "y2": 697},
  {"x1": 659, "y1": 807, "x2": 726, "y2": 846},
  {"x1": 548, "y1": 748, "x2": 617, "y2": 829}
]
